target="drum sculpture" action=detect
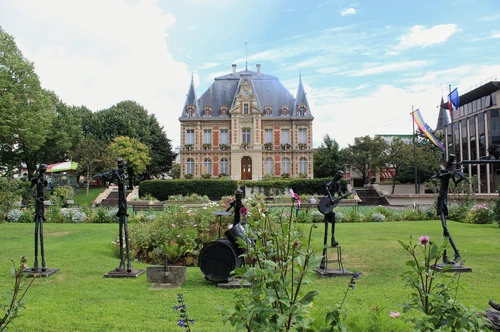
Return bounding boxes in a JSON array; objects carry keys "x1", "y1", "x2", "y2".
[{"x1": 199, "y1": 190, "x2": 248, "y2": 282}]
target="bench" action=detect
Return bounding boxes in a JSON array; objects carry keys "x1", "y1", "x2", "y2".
[
  {"x1": 131, "y1": 201, "x2": 165, "y2": 213},
  {"x1": 65, "y1": 200, "x2": 79, "y2": 207}
]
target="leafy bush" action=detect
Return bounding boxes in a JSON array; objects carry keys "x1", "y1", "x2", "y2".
[
  {"x1": 419, "y1": 204, "x2": 436, "y2": 219},
  {"x1": 399, "y1": 235, "x2": 486, "y2": 331},
  {"x1": 127, "y1": 205, "x2": 219, "y2": 265},
  {"x1": 447, "y1": 203, "x2": 471, "y2": 222},
  {"x1": 87, "y1": 207, "x2": 118, "y2": 223},
  {"x1": 6, "y1": 209, "x2": 24, "y2": 222},
  {"x1": 466, "y1": 203, "x2": 493, "y2": 224},
  {"x1": 369, "y1": 212, "x2": 386, "y2": 222},
  {"x1": 60, "y1": 208, "x2": 88, "y2": 223}
]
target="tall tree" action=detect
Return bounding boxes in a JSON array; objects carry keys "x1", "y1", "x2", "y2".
[
  {"x1": 107, "y1": 136, "x2": 151, "y2": 188},
  {"x1": 345, "y1": 135, "x2": 388, "y2": 185},
  {"x1": 0, "y1": 27, "x2": 53, "y2": 177},
  {"x1": 384, "y1": 137, "x2": 413, "y2": 194},
  {"x1": 74, "y1": 136, "x2": 112, "y2": 195},
  {"x1": 89, "y1": 101, "x2": 175, "y2": 177},
  {"x1": 313, "y1": 135, "x2": 346, "y2": 178}
]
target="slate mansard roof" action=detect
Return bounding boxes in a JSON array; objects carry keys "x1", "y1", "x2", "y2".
[{"x1": 180, "y1": 65, "x2": 312, "y2": 118}]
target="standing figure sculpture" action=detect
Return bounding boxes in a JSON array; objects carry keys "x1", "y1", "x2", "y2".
[
  {"x1": 226, "y1": 189, "x2": 245, "y2": 225},
  {"x1": 317, "y1": 171, "x2": 354, "y2": 270},
  {"x1": 432, "y1": 154, "x2": 467, "y2": 264},
  {"x1": 29, "y1": 164, "x2": 53, "y2": 272},
  {"x1": 96, "y1": 158, "x2": 133, "y2": 273}
]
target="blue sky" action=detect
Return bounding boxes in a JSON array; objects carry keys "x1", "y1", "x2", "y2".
[{"x1": 1, "y1": 0, "x2": 499, "y2": 149}]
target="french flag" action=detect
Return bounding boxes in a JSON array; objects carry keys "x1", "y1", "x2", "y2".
[{"x1": 448, "y1": 88, "x2": 460, "y2": 118}]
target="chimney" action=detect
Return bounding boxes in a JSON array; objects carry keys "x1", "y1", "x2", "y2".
[
  {"x1": 232, "y1": 64, "x2": 236, "y2": 74},
  {"x1": 256, "y1": 64, "x2": 261, "y2": 75}
]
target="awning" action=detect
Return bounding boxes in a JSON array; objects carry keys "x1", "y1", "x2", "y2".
[{"x1": 46, "y1": 161, "x2": 79, "y2": 173}]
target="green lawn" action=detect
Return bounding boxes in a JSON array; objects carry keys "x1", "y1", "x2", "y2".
[
  {"x1": 1, "y1": 220, "x2": 499, "y2": 331},
  {"x1": 73, "y1": 187, "x2": 105, "y2": 206}
]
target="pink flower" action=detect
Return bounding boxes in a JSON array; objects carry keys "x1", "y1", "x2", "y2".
[
  {"x1": 240, "y1": 206, "x2": 248, "y2": 216},
  {"x1": 289, "y1": 188, "x2": 301, "y2": 207},
  {"x1": 176, "y1": 234, "x2": 180, "y2": 238},
  {"x1": 171, "y1": 224, "x2": 176, "y2": 228},
  {"x1": 390, "y1": 312, "x2": 400, "y2": 318},
  {"x1": 419, "y1": 235, "x2": 430, "y2": 247},
  {"x1": 193, "y1": 224, "x2": 198, "y2": 227}
]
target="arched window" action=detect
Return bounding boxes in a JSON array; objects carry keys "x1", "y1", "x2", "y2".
[
  {"x1": 220, "y1": 106, "x2": 228, "y2": 117},
  {"x1": 186, "y1": 106, "x2": 195, "y2": 117},
  {"x1": 299, "y1": 157, "x2": 307, "y2": 174},
  {"x1": 203, "y1": 107, "x2": 212, "y2": 117},
  {"x1": 299, "y1": 104, "x2": 306, "y2": 116},
  {"x1": 281, "y1": 106, "x2": 289, "y2": 116},
  {"x1": 282, "y1": 157, "x2": 290, "y2": 174},
  {"x1": 264, "y1": 106, "x2": 272, "y2": 116},
  {"x1": 203, "y1": 158, "x2": 212, "y2": 175},
  {"x1": 220, "y1": 158, "x2": 229, "y2": 175},
  {"x1": 186, "y1": 158, "x2": 194, "y2": 175},
  {"x1": 264, "y1": 158, "x2": 273, "y2": 175}
]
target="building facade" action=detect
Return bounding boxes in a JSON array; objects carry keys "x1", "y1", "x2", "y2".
[
  {"x1": 179, "y1": 64, "x2": 314, "y2": 180},
  {"x1": 442, "y1": 80, "x2": 500, "y2": 193}
]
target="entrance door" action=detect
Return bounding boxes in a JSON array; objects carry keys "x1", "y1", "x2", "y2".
[{"x1": 241, "y1": 157, "x2": 252, "y2": 180}]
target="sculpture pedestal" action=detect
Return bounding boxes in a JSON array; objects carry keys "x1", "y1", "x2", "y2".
[
  {"x1": 146, "y1": 266, "x2": 186, "y2": 289},
  {"x1": 431, "y1": 263, "x2": 472, "y2": 273},
  {"x1": 23, "y1": 267, "x2": 59, "y2": 278},
  {"x1": 315, "y1": 246, "x2": 356, "y2": 277},
  {"x1": 104, "y1": 268, "x2": 145, "y2": 278},
  {"x1": 217, "y1": 277, "x2": 251, "y2": 289}
]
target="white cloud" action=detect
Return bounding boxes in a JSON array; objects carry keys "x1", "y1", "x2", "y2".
[
  {"x1": 2, "y1": 0, "x2": 189, "y2": 147},
  {"x1": 340, "y1": 8, "x2": 356, "y2": 16},
  {"x1": 395, "y1": 24, "x2": 458, "y2": 50},
  {"x1": 492, "y1": 31, "x2": 500, "y2": 38}
]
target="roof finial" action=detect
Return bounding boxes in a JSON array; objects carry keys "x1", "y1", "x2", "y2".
[{"x1": 245, "y1": 42, "x2": 248, "y2": 70}]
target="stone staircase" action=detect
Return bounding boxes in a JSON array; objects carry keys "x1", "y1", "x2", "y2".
[
  {"x1": 355, "y1": 188, "x2": 389, "y2": 206},
  {"x1": 94, "y1": 186, "x2": 134, "y2": 207}
]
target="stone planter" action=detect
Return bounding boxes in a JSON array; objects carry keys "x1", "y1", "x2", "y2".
[{"x1": 147, "y1": 265, "x2": 186, "y2": 289}]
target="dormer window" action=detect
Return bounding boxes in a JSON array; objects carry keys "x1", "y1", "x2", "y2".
[
  {"x1": 203, "y1": 107, "x2": 212, "y2": 117},
  {"x1": 281, "y1": 106, "x2": 289, "y2": 116},
  {"x1": 220, "y1": 106, "x2": 228, "y2": 117},
  {"x1": 264, "y1": 106, "x2": 272, "y2": 116},
  {"x1": 299, "y1": 104, "x2": 306, "y2": 116},
  {"x1": 185, "y1": 106, "x2": 195, "y2": 117}
]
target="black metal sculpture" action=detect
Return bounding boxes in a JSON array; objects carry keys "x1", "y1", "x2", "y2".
[
  {"x1": 432, "y1": 154, "x2": 467, "y2": 265},
  {"x1": 29, "y1": 164, "x2": 53, "y2": 272},
  {"x1": 225, "y1": 189, "x2": 245, "y2": 225},
  {"x1": 95, "y1": 158, "x2": 134, "y2": 274},
  {"x1": 317, "y1": 171, "x2": 355, "y2": 269}
]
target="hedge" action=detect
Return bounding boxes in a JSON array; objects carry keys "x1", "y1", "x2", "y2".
[{"x1": 139, "y1": 179, "x2": 238, "y2": 200}]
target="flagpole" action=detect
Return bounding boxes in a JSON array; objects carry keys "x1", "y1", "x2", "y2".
[
  {"x1": 411, "y1": 105, "x2": 418, "y2": 194},
  {"x1": 449, "y1": 84, "x2": 455, "y2": 158}
]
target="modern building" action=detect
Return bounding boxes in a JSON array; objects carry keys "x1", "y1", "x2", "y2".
[
  {"x1": 178, "y1": 64, "x2": 314, "y2": 180},
  {"x1": 442, "y1": 80, "x2": 500, "y2": 193}
]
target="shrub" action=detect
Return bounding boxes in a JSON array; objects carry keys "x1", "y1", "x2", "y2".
[
  {"x1": 6, "y1": 209, "x2": 24, "y2": 223},
  {"x1": 399, "y1": 235, "x2": 486, "y2": 331},
  {"x1": 369, "y1": 212, "x2": 386, "y2": 222},
  {"x1": 466, "y1": 203, "x2": 493, "y2": 224},
  {"x1": 447, "y1": 203, "x2": 471, "y2": 222}
]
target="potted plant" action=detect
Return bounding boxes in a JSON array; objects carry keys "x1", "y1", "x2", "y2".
[
  {"x1": 264, "y1": 142, "x2": 273, "y2": 150},
  {"x1": 219, "y1": 143, "x2": 229, "y2": 151},
  {"x1": 202, "y1": 143, "x2": 211, "y2": 151},
  {"x1": 184, "y1": 144, "x2": 193, "y2": 151},
  {"x1": 241, "y1": 142, "x2": 250, "y2": 150},
  {"x1": 298, "y1": 143, "x2": 307, "y2": 150},
  {"x1": 281, "y1": 143, "x2": 291, "y2": 150}
]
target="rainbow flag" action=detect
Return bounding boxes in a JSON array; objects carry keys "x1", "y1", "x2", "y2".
[{"x1": 411, "y1": 109, "x2": 445, "y2": 152}]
